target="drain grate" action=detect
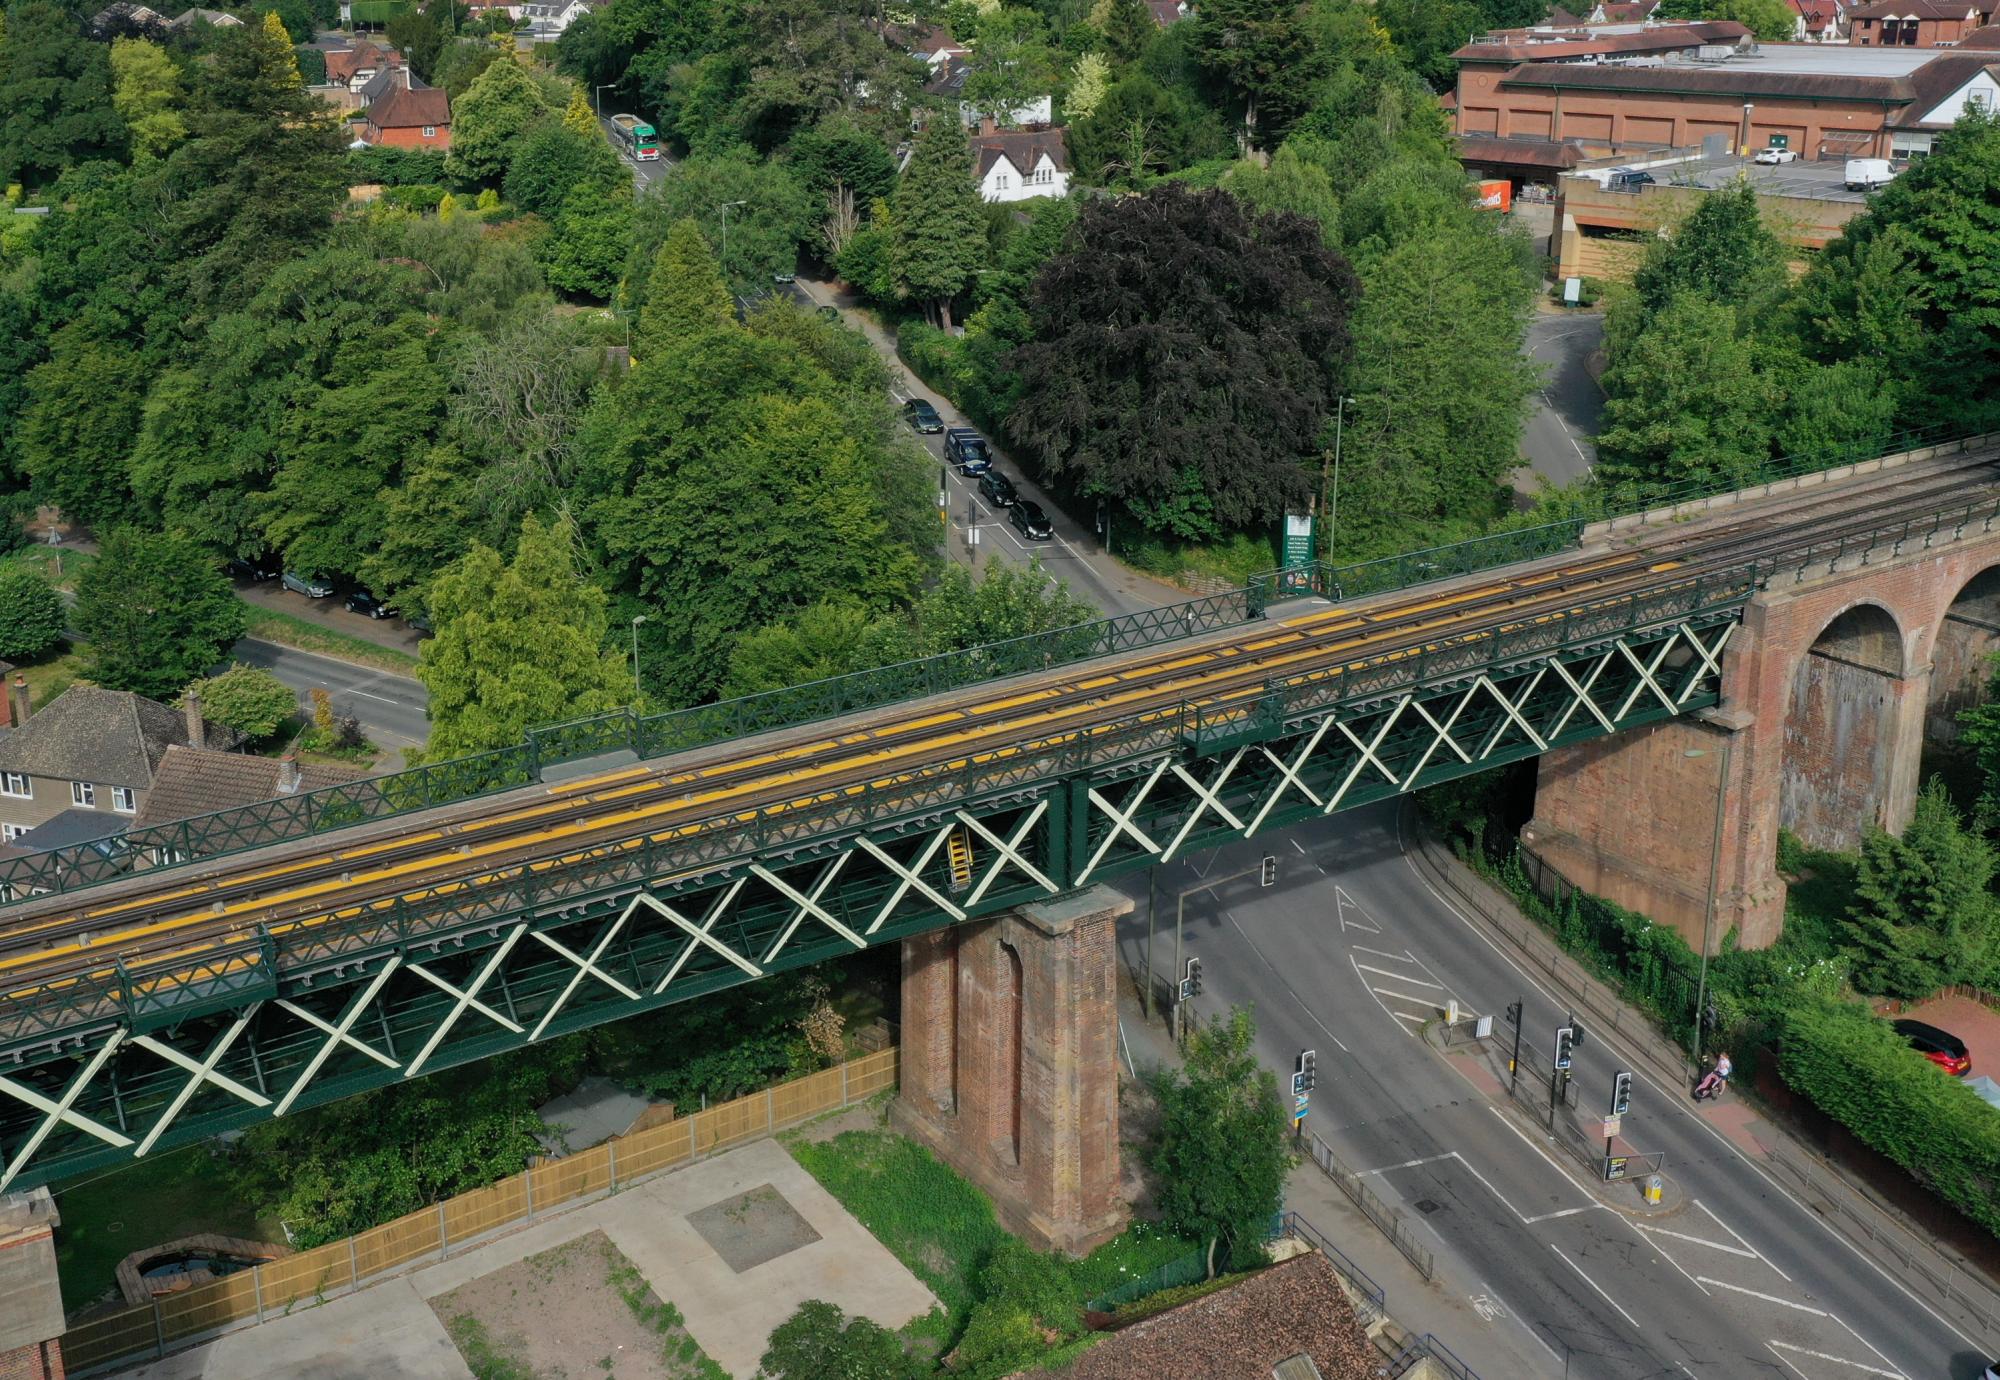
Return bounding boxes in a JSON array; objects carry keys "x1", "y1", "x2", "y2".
[{"x1": 1414, "y1": 1199, "x2": 1442, "y2": 1214}]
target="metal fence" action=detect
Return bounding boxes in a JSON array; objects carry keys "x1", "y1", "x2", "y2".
[
  {"x1": 1272, "y1": 1210, "x2": 1387, "y2": 1327},
  {"x1": 1388, "y1": 1333, "x2": 1483, "y2": 1380},
  {"x1": 1083, "y1": 1245, "x2": 1211, "y2": 1313},
  {"x1": 61, "y1": 1048, "x2": 900, "y2": 1376},
  {"x1": 1302, "y1": 1132, "x2": 1435, "y2": 1282}
]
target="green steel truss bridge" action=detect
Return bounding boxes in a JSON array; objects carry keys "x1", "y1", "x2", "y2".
[{"x1": 0, "y1": 437, "x2": 1996, "y2": 1191}]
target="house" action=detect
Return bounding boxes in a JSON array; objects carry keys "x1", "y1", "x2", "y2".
[
  {"x1": 520, "y1": 0, "x2": 594, "y2": 39},
  {"x1": 167, "y1": 7, "x2": 243, "y2": 26},
  {"x1": 927, "y1": 57, "x2": 1057, "y2": 130},
  {"x1": 88, "y1": 1, "x2": 166, "y2": 36},
  {"x1": 464, "y1": 0, "x2": 523, "y2": 21},
  {"x1": 360, "y1": 75, "x2": 452, "y2": 149},
  {"x1": 881, "y1": 19, "x2": 969, "y2": 70},
  {"x1": 324, "y1": 39, "x2": 406, "y2": 92},
  {"x1": 134, "y1": 746, "x2": 366, "y2": 850},
  {"x1": 1146, "y1": 0, "x2": 1188, "y2": 25},
  {"x1": 972, "y1": 123, "x2": 1070, "y2": 201},
  {"x1": 1850, "y1": 0, "x2": 1994, "y2": 46},
  {"x1": 1783, "y1": 0, "x2": 1847, "y2": 41},
  {"x1": 0, "y1": 682, "x2": 241, "y2": 848}
]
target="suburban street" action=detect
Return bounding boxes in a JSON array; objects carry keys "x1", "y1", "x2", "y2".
[
  {"x1": 229, "y1": 638, "x2": 428, "y2": 754},
  {"x1": 1110, "y1": 803, "x2": 1991, "y2": 1380},
  {"x1": 1515, "y1": 311, "x2": 1606, "y2": 498}
]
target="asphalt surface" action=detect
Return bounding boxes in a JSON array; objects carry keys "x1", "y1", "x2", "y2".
[
  {"x1": 228, "y1": 639, "x2": 428, "y2": 753},
  {"x1": 599, "y1": 112, "x2": 671, "y2": 188},
  {"x1": 1516, "y1": 312, "x2": 1606, "y2": 497},
  {"x1": 1110, "y1": 803, "x2": 1993, "y2": 1380}
]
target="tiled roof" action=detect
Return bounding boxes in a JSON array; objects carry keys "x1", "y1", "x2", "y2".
[
  {"x1": 1848, "y1": 0, "x2": 1985, "y2": 17},
  {"x1": 1960, "y1": 20, "x2": 2000, "y2": 40},
  {"x1": 1891, "y1": 52, "x2": 2000, "y2": 122},
  {"x1": 326, "y1": 40, "x2": 404, "y2": 85},
  {"x1": 973, "y1": 127, "x2": 1069, "y2": 178},
  {"x1": 1499, "y1": 60, "x2": 1915, "y2": 102},
  {"x1": 1596, "y1": 0, "x2": 1662, "y2": 19},
  {"x1": 359, "y1": 68, "x2": 432, "y2": 102},
  {"x1": 1457, "y1": 20, "x2": 1748, "y2": 62},
  {"x1": 926, "y1": 56, "x2": 971, "y2": 98},
  {"x1": 0, "y1": 687, "x2": 220, "y2": 789},
  {"x1": 1147, "y1": 0, "x2": 1186, "y2": 24},
  {"x1": 134, "y1": 746, "x2": 367, "y2": 832},
  {"x1": 1011, "y1": 1252, "x2": 1379, "y2": 1380},
  {"x1": 370, "y1": 84, "x2": 452, "y2": 130}
]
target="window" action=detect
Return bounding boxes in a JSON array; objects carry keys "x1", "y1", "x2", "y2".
[
  {"x1": 112, "y1": 786, "x2": 137, "y2": 814},
  {"x1": 993, "y1": 171, "x2": 1010, "y2": 189},
  {"x1": 0, "y1": 824, "x2": 26, "y2": 842},
  {"x1": 71, "y1": 781, "x2": 95, "y2": 808},
  {"x1": 423, "y1": 125, "x2": 436, "y2": 138},
  {"x1": 0, "y1": 772, "x2": 27, "y2": 799},
  {"x1": 1971, "y1": 89, "x2": 1993, "y2": 111}
]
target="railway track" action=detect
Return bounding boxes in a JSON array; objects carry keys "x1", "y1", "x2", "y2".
[{"x1": 2, "y1": 454, "x2": 1996, "y2": 992}]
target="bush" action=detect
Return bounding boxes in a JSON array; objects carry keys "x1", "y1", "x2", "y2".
[
  {"x1": 0, "y1": 568, "x2": 65, "y2": 661},
  {"x1": 381, "y1": 183, "x2": 450, "y2": 213},
  {"x1": 758, "y1": 1299, "x2": 926, "y2": 1380},
  {"x1": 191, "y1": 664, "x2": 300, "y2": 741},
  {"x1": 347, "y1": 144, "x2": 451, "y2": 188},
  {"x1": 1781, "y1": 999, "x2": 2000, "y2": 1236},
  {"x1": 951, "y1": 1238, "x2": 1086, "y2": 1379}
]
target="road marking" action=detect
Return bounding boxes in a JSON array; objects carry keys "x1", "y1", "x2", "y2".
[
  {"x1": 1694, "y1": 1199, "x2": 1790, "y2": 1280},
  {"x1": 1334, "y1": 885, "x2": 1379, "y2": 933},
  {"x1": 1291, "y1": 838, "x2": 1307, "y2": 855},
  {"x1": 1523, "y1": 1205, "x2": 1600, "y2": 1223},
  {"x1": 1767, "y1": 1341, "x2": 1905, "y2": 1378},
  {"x1": 1216, "y1": 910, "x2": 1349, "y2": 1053},
  {"x1": 340, "y1": 687, "x2": 399, "y2": 704},
  {"x1": 1359, "y1": 1153, "x2": 1458, "y2": 1175},
  {"x1": 1470, "y1": 1289, "x2": 1506, "y2": 1321},
  {"x1": 1550, "y1": 1243, "x2": 1642, "y2": 1328},
  {"x1": 1391, "y1": 1011, "x2": 1426, "y2": 1024},
  {"x1": 1644, "y1": 1231, "x2": 1714, "y2": 1296},
  {"x1": 1830, "y1": 1314, "x2": 1904, "y2": 1374},
  {"x1": 1349, "y1": 944, "x2": 1416, "y2": 962},
  {"x1": 1635, "y1": 1222, "x2": 1757, "y2": 1258},
  {"x1": 1370, "y1": 986, "x2": 1443, "y2": 1008},
  {"x1": 1350, "y1": 955, "x2": 1420, "y2": 1039},
  {"x1": 1697, "y1": 1277, "x2": 1826, "y2": 1314},
  {"x1": 1354, "y1": 963, "x2": 1441, "y2": 987},
  {"x1": 1483, "y1": 1104, "x2": 1583, "y2": 1187}
]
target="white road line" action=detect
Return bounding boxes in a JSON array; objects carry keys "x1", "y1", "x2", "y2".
[
  {"x1": 341, "y1": 687, "x2": 399, "y2": 704},
  {"x1": 1550, "y1": 1243, "x2": 1642, "y2": 1328},
  {"x1": 1349, "y1": 944, "x2": 1416, "y2": 962},
  {"x1": 1443, "y1": 1151, "x2": 1528, "y2": 1223},
  {"x1": 1697, "y1": 1277, "x2": 1826, "y2": 1315},
  {"x1": 1291, "y1": 838, "x2": 1307, "y2": 855},
  {"x1": 1354, "y1": 963, "x2": 1442, "y2": 987},
  {"x1": 1483, "y1": 1105, "x2": 1584, "y2": 1187},
  {"x1": 1371, "y1": 986, "x2": 1444, "y2": 1008},
  {"x1": 1359, "y1": 1153, "x2": 1459, "y2": 1175},
  {"x1": 1766, "y1": 1343, "x2": 1812, "y2": 1379},
  {"x1": 1635, "y1": 1223, "x2": 1758, "y2": 1258},
  {"x1": 1391, "y1": 1011, "x2": 1426, "y2": 1024},
  {"x1": 1523, "y1": 1205, "x2": 1602, "y2": 1223},
  {"x1": 1768, "y1": 1341, "x2": 1905, "y2": 1378},
  {"x1": 1644, "y1": 1231, "x2": 1714, "y2": 1297},
  {"x1": 1695, "y1": 1199, "x2": 1791, "y2": 1281},
  {"x1": 1394, "y1": 811, "x2": 1974, "y2": 1359},
  {"x1": 1351, "y1": 955, "x2": 1421, "y2": 1039},
  {"x1": 1831, "y1": 1314, "x2": 1905, "y2": 1374},
  {"x1": 1217, "y1": 911, "x2": 1350, "y2": 1054}
]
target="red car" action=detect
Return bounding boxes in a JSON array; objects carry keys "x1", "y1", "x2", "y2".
[{"x1": 1894, "y1": 1019, "x2": 1971, "y2": 1076}]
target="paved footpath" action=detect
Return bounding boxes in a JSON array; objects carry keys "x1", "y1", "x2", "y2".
[{"x1": 119, "y1": 1138, "x2": 937, "y2": 1380}]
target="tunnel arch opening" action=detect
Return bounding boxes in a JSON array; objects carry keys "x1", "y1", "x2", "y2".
[{"x1": 1780, "y1": 602, "x2": 1909, "y2": 851}]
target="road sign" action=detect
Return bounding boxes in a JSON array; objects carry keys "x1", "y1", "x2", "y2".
[
  {"x1": 1294, "y1": 1093, "x2": 1310, "y2": 1113},
  {"x1": 1283, "y1": 511, "x2": 1314, "y2": 569},
  {"x1": 1600, "y1": 1116, "x2": 1621, "y2": 1139},
  {"x1": 1604, "y1": 1155, "x2": 1629, "y2": 1182}
]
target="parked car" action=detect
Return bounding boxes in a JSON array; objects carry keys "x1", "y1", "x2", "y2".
[
  {"x1": 226, "y1": 553, "x2": 280, "y2": 582},
  {"x1": 281, "y1": 570, "x2": 335, "y2": 598},
  {"x1": 1845, "y1": 157, "x2": 1896, "y2": 191},
  {"x1": 345, "y1": 589, "x2": 391, "y2": 619},
  {"x1": 903, "y1": 398, "x2": 944, "y2": 434},
  {"x1": 1009, "y1": 500, "x2": 1053, "y2": 541},
  {"x1": 1752, "y1": 146, "x2": 1798, "y2": 164},
  {"x1": 945, "y1": 428, "x2": 991, "y2": 474},
  {"x1": 773, "y1": 269, "x2": 796, "y2": 284},
  {"x1": 1893, "y1": 1018, "x2": 1970, "y2": 1076},
  {"x1": 817, "y1": 305, "x2": 840, "y2": 320},
  {"x1": 407, "y1": 610, "x2": 434, "y2": 634},
  {"x1": 978, "y1": 469, "x2": 1017, "y2": 506},
  {"x1": 1606, "y1": 167, "x2": 1655, "y2": 190}
]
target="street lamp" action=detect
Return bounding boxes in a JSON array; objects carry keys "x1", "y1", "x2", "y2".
[
  {"x1": 630, "y1": 614, "x2": 648, "y2": 703},
  {"x1": 1321, "y1": 396, "x2": 1352, "y2": 559},
  {"x1": 718, "y1": 200, "x2": 747, "y2": 283},
  {"x1": 595, "y1": 83, "x2": 617, "y2": 116},
  {"x1": 1683, "y1": 743, "x2": 1732, "y2": 1085}
]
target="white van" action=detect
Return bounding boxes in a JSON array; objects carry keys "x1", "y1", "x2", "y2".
[{"x1": 1845, "y1": 158, "x2": 1896, "y2": 191}]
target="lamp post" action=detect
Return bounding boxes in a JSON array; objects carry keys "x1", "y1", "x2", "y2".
[
  {"x1": 1683, "y1": 742, "x2": 1731, "y2": 1084},
  {"x1": 630, "y1": 614, "x2": 648, "y2": 703},
  {"x1": 1321, "y1": 396, "x2": 1351, "y2": 559},
  {"x1": 595, "y1": 83, "x2": 616, "y2": 117},
  {"x1": 718, "y1": 199, "x2": 747, "y2": 285}
]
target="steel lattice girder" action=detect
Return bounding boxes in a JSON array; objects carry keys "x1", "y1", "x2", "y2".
[{"x1": 0, "y1": 597, "x2": 1741, "y2": 1189}]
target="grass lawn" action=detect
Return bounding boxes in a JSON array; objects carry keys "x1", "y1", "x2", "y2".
[
  {"x1": 49, "y1": 1146, "x2": 280, "y2": 1315},
  {"x1": 1, "y1": 543, "x2": 95, "y2": 592},
  {"x1": 241, "y1": 606, "x2": 420, "y2": 676},
  {"x1": 8, "y1": 643, "x2": 88, "y2": 711}
]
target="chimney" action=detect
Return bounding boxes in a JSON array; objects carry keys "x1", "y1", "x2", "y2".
[
  {"x1": 978, "y1": 113, "x2": 999, "y2": 136},
  {"x1": 278, "y1": 754, "x2": 301, "y2": 795},
  {"x1": 182, "y1": 690, "x2": 205, "y2": 752},
  {"x1": 8, "y1": 675, "x2": 29, "y2": 727}
]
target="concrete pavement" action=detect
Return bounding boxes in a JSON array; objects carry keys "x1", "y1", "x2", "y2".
[
  {"x1": 1109, "y1": 805, "x2": 1987, "y2": 1380},
  {"x1": 1515, "y1": 311, "x2": 1606, "y2": 499}
]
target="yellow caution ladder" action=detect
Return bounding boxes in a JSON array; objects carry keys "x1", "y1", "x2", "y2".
[{"x1": 946, "y1": 826, "x2": 974, "y2": 893}]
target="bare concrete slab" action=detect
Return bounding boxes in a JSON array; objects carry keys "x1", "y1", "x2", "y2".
[
  {"x1": 119, "y1": 1278, "x2": 473, "y2": 1380},
  {"x1": 685, "y1": 1183, "x2": 822, "y2": 1273}
]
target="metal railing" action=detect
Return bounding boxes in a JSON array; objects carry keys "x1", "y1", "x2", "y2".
[
  {"x1": 1302, "y1": 1132, "x2": 1435, "y2": 1282},
  {"x1": 1388, "y1": 1333, "x2": 1482, "y2": 1380},
  {"x1": 1082, "y1": 1246, "x2": 1211, "y2": 1314},
  {"x1": 1272, "y1": 1210, "x2": 1387, "y2": 1326}
]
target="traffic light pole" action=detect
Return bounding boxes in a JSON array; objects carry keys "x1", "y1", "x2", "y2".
[
  {"x1": 1169, "y1": 856, "x2": 1277, "y2": 1042},
  {"x1": 1507, "y1": 999, "x2": 1523, "y2": 1092}
]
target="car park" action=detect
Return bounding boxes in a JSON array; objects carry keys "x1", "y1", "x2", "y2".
[
  {"x1": 1606, "y1": 167, "x2": 1655, "y2": 190},
  {"x1": 281, "y1": 570, "x2": 335, "y2": 598},
  {"x1": 903, "y1": 398, "x2": 944, "y2": 433},
  {"x1": 1009, "y1": 500, "x2": 1053, "y2": 541},
  {"x1": 945, "y1": 428, "x2": 992, "y2": 474},
  {"x1": 1845, "y1": 157, "x2": 1896, "y2": 191},
  {"x1": 1894, "y1": 1018, "x2": 1970, "y2": 1076},
  {"x1": 345, "y1": 590, "x2": 391, "y2": 619},
  {"x1": 978, "y1": 469, "x2": 1017, "y2": 506},
  {"x1": 1752, "y1": 146, "x2": 1798, "y2": 164},
  {"x1": 227, "y1": 553, "x2": 280, "y2": 582}
]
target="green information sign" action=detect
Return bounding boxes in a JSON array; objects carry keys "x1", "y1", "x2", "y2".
[{"x1": 1283, "y1": 512, "x2": 1314, "y2": 569}]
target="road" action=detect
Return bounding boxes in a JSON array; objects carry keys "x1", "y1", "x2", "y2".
[
  {"x1": 1515, "y1": 312, "x2": 1605, "y2": 498},
  {"x1": 228, "y1": 639, "x2": 428, "y2": 753},
  {"x1": 598, "y1": 112, "x2": 671, "y2": 188},
  {"x1": 1111, "y1": 804, "x2": 1991, "y2": 1380}
]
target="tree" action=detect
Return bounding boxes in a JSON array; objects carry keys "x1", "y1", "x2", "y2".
[
  {"x1": 892, "y1": 114, "x2": 990, "y2": 329},
  {"x1": 758, "y1": 1300, "x2": 926, "y2": 1380},
  {"x1": 1067, "y1": 52, "x2": 1109, "y2": 122},
  {"x1": 951, "y1": 1239, "x2": 1086, "y2": 1378},
  {"x1": 1703, "y1": 0, "x2": 1799, "y2": 40},
  {"x1": 962, "y1": 6, "x2": 1059, "y2": 127},
  {"x1": 1632, "y1": 179, "x2": 1789, "y2": 319},
  {"x1": 1842, "y1": 780, "x2": 1998, "y2": 998},
  {"x1": 434, "y1": 37, "x2": 505, "y2": 99},
  {"x1": 561, "y1": 84, "x2": 597, "y2": 136},
  {"x1": 418, "y1": 512, "x2": 634, "y2": 759},
  {"x1": 784, "y1": 117, "x2": 897, "y2": 208},
  {"x1": 1091, "y1": 0, "x2": 1156, "y2": 64},
  {"x1": 72, "y1": 529, "x2": 248, "y2": 700},
  {"x1": 190, "y1": 664, "x2": 300, "y2": 740},
  {"x1": 504, "y1": 121, "x2": 623, "y2": 216},
  {"x1": 909, "y1": 559, "x2": 1097, "y2": 655},
  {"x1": 0, "y1": 569, "x2": 64, "y2": 662},
  {"x1": 1190, "y1": 0, "x2": 1330, "y2": 146},
  {"x1": 108, "y1": 37, "x2": 185, "y2": 160},
  {"x1": 1149, "y1": 1006, "x2": 1290, "y2": 1267},
  {"x1": 449, "y1": 57, "x2": 552, "y2": 183},
  {"x1": 1012, "y1": 184, "x2": 1358, "y2": 539},
  {"x1": 17, "y1": 325, "x2": 144, "y2": 527},
  {"x1": 1595, "y1": 297, "x2": 1774, "y2": 490},
  {"x1": 1067, "y1": 74, "x2": 1235, "y2": 184},
  {"x1": 387, "y1": 9, "x2": 445, "y2": 81},
  {"x1": 723, "y1": 602, "x2": 900, "y2": 697},
  {"x1": 625, "y1": 146, "x2": 815, "y2": 297},
  {"x1": 1220, "y1": 140, "x2": 1342, "y2": 246},
  {"x1": 1374, "y1": 0, "x2": 1484, "y2": 91},
  {"x1": 732, "y1": 0, "x2": 919, "y2": 147},
  {"x1": 539, "y1": 182, "x2": 634, "y2": 300},
  {"x1": 1774, "y1": 359, "x2": 1898, "y2": 465},
  {"x1": 0, "y1": 1, "x2": 125, "y2": 188},
  {"x1": 635, "y1": 217, "x2": 734, "y2": 350}
]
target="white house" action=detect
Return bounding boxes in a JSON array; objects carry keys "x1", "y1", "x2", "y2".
[
  {"x1": 926, "y1": 58, "x2": 1056, "y2": 131},
  {"x1": 972, "y1": 126, "x2": 1070, "y2": 202},
  {"x1": 521, "y1": 0, "x2": 593, "y2": 39},
  {"x1": 1884, "y1": 34, "x2": 2000, "y2": 157}
]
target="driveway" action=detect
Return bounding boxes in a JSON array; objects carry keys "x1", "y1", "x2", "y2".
[{"x1": 1514, "y1": 311, "x2": 1605, "y2": 499}]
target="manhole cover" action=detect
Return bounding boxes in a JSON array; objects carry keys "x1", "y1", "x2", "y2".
[{"x1": 1414, "y1": 1199, "x2": 1442, "y2": 1214}]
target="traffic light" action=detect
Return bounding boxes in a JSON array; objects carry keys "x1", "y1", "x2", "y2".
[
  {"x1": 1294, "y1": 1049, "x2": 1317, "y2": 1095},
  {"x1": 1571, "y1": 1019, "x2": 1588, "y2": 1049},
  {"x1": 1185, "y1": 956, "x2": 1203, "y2": 997},
  {"x1": 1554, "y1": 1026, "x2": 1575, "y2": 1072},
  {"x1": 1259, "y1": 854, "x2": 1278, "y2": 887},
  {"x1": 1611, "y1": 1070, "x2": 1633, "y2": 1117}
]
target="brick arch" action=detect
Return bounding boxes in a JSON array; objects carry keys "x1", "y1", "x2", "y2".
[
  {"x1": 1780, "y1": 599, "x2": 1912, "y2": 851},
  {"x1": 1925, "y1": 565, "x2": 2000, "y2": 746}
]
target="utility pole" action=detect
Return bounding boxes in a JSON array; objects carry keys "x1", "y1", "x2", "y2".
[
  {"x1": 718, "y1": 199, "x2": 747, "y2": 285},
  {"x1": 1507, "y1": 999, "x2": 1523, "y2": 1092},
  {"x1": 1143, "y1": 867, "x2": 1157, "y2": 1019},
  {"x1": 1684, "y1": 742, "x2": 1731, "y2": 1085},
  {"x1": 1320, "y1": 396, "x2": 1350, "y2": 559},
  {"x1": 1168, "y1": 854, "x2": 1277, "y2": 1040},
  {"x1": 629, "y1": 614, "x2": 648, "y2": 703}
]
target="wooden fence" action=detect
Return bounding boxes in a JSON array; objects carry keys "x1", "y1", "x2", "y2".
[{"x1": 63, "y1": 1047, "x2": 899, "y2": 1375}]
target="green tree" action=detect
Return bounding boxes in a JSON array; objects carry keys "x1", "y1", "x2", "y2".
[
  {"x1": 758, "y1": 1300, "x2": 926, "y2": 1380},
  {"x1": 1091, "y1": 0, "x2": 1156, "y2": 63},
  {"x1": 626, "y1": 145, "x2": 815, "y2": 297},
  {"x1": 723, "y1": 602, "x2": 900, "y2": 697},
  {"x1": 539, "y1": 182, "x2": 634, "y2": 300},
  {"x1": 784, "y1": 116, "x2": 897, "y2": 208},
  {"x1": 434, "y1": 37, "x2": 504, "y2": 99},
  {"x1": 1066, "y1": 51, "x2": 1109, "y2": 121},
  {"x1": 448, "y1": 57, "x2": 552, "y2": 183},
  {"x1": 1067, "y1": 73, "x2": 1235, "y2": 184},
  {"x1": 1220, "y1": 139, "x2": 1343, "y2": 246},
  {"x1": 386, "y1": 9, "x2": 445, "y2": 81},
  {"x1": 418, "y1": 512, "x2": 634, "y2": 758},
  {"x1": 17, "y1": 326, "x2": 143, "y2": 527},
  {"x1": 1703, "y1": 0, "x2": 1799, "y2": 40},
  {"x1": 190, "y1": 663, "x2": 300, "y2": 740},
  {"x1": 0, "y1": 568, "x2": 64, "y2": 662},
  {"x1": 1149, "y1": 1006, "x2": 1290, "y2": 1267},
  {"x1": 909, "y1": 559, "x2": 1097, "y2": 655},
  {"x1": 1595, "y1": 297, "x2": 1774, "y2": 490},
  {"x1": 952, "y1": 1239, "x2": 1086, "y2": 1379},
  {"x1": 962, "y1": 6, "x2": 1059, "y2": 127},
  {"x1": 561, "y1": 84, "x2": 597, "y2": 135},
  {"x1": 1190, "y1": 0, "x2": 1330, "y2": 145},
  {"x1": 1632, "y1": 179, "x2": 1789, "y2": 319},
  {"x1": 732, "y1": 0, "x2": 919, "y2": 147},
  {"x1": 1374, "y1": 0, "x2": 1483, "y2": 91},
  {"x1": 1012, "y1": 183, "x2": 1358, "y2": 539},
  {"x1": 892, "y1": 114, "x2": 986, "y2": 328},
  {"x1": 504, "y1": 121, "x2": 621, "y2": 216},
  {"x1": 108, "y1": 37, "x2": 185, "y2": 160},
  {"x1": 1842, "y1": 780, "x2": 1999, "y2": 998},
  {"x1": 636, "y1": 217, "x2": 735, "y2": 349},
  {"x1": 72, "y1": 529, "x2": 248, "y2": 700},
  {"x1": 0, "y1": 1, "x2": 125, "y2": 188},
  {"x1": 1774, "y1": 358, "x2": 1898, "y2": 465}
]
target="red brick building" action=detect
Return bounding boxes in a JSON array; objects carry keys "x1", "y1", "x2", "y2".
[
  {"x1": 360, "y1": 78, "x2": 451, "y2": 150},
  {"x1": 1849, "y1": 0, "x2": 1994, "y2": 46}
]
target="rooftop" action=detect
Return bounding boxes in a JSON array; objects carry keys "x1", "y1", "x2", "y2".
[
  {"x1": 1718, "y1": 41, "x2": 1945, "y2": 73},
  {"x1": 134, "y1": 746, "x2": 367, "y2": 833},
  {"x1": 0, "y1": 687, "x2": 232, "y2": 789}
]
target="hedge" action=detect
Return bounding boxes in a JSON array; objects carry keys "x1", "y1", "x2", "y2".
[{"x1": 1780, "y1": 998, "x2": 2000, "y2": 1236}]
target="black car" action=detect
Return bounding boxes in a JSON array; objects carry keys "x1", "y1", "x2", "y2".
[
  {"x1": 977, "y1": 469, "x2": 1017, "y2": 506},
  {"x1": 227, "y1": 553, "x2": 280, "y2": 582},
  {"x1": 345, "y1": 590, "x2": 391, "y2": 620},
  {"x1": 816, "y1": 305, "x2": 840, "y2": 320},
  {"x1": 945, "y1": 428, "x2": 991, "y2": 474},
  {"x1": 1010, "y1": 500, "x2": 1053, "y2": 541},
  {"x1": 1893, "y1": 1018, "x2": 1971, "y2": 1076},
  {"x1": 902, "y1": 398, "x2": 944, "y2": 434}
]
